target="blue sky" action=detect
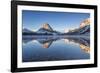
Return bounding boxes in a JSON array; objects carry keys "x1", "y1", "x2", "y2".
[{"x1": 22, "y1": 10, "x2": 90, "y2": 32}]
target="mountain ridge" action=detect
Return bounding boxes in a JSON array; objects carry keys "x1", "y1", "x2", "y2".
[{"x1": 23, "y1": 20, "x2": 90, "y2": 35}]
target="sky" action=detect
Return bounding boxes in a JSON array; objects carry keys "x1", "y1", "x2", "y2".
[{"x1": 22, "y1": 10, "x2": 90, "y2": 32}]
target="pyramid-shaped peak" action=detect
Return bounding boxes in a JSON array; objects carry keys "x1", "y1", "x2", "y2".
[{"x1": 42, "y1": 23, "x2": 53, "y2": 31}]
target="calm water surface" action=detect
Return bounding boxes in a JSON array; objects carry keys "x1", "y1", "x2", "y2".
[{"x1": 22, "y1": 35, "x2": 90, "y2": 62}]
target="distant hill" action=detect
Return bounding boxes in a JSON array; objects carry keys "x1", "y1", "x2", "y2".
[
  {"x1": 66, "y1": 25, "x2": 90, "y2": 35},
  {"x1": 23, "y1": 28, "x2": 33, "y2": 33},
  {"x1": 22, "y1": 28, "x2": 37, "y2": 35}
]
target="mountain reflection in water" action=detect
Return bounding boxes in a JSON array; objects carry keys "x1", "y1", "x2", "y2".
[{"x1": 22, "y1": 35, "x2": 90, "y2": 62}]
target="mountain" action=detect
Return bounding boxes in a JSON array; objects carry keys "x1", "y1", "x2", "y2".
[
  {"x1": 23, "y1": 28, "x2": 34, "y2": 33},
  {"x1": 37, "y1": 28, "x2": 52, "y2": 34},
  {"x1": 22, "y1": 28, "x2": 36, "y2": 35},
  {"x1": 37, "y1": 23, "x2": 60, "y2": 35},
  {"x1": 66, "y1": 25, "x2": 90, "y2": 35},
  {"x1": 65, "y1": 18, "x2": 90, "y2": 35},
  {"x1": 37, "y1": 28, "x2": 60, "y2": 35},
  {"x1": 23, "y1": 18, "x2": 90, "y2": 36},
  {"x1": 23, "y1": 23, "x2": 61, "y2": 35},
  {"x1": 41, "y1": 23, "x2": 53, "y2": 31},
  {"x1": 80, "y1": 18, "x2": 90, "y2": 28}
]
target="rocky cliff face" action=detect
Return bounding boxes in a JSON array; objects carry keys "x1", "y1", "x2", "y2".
[
  {"x1": 80, "y1": 18, "x2": 90, "y2": 28},
  {"x1": 66, "y1": 25, "x2": 90, "y2": 35},
  {"x1": 66, "y1": 18, "x2": 90, "y2": 35}
]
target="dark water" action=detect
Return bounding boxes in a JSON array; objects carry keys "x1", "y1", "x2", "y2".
[{"x1": 22, "y1": 35, "x2": 90, "y2": 62}]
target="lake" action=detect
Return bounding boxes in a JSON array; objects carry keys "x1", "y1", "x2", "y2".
[{"x1": 22, "y1": 35, "x2": 90, "y2": 62}]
